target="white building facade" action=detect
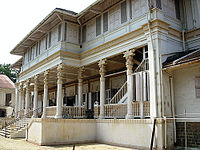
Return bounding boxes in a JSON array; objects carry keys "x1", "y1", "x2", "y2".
[{"x1": 9, "y1": 0, "x2": 200, "y2": 149}]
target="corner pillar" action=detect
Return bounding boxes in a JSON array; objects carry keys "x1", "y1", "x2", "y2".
[
  {"x1": 14, "y1": 83, "x2": 19, "y2": 118},
  {"x1": 98, "y1": 59, "x2": 107, "y2": 119},
  {"x1": 55, "y1": 64, "x2": 64, "y2": 119},
  {"x1": 42, "y1": 70, "x2": 49, "y2": 118},
  {"x1": 25, "y1": 79, "x2": 30, "y2": 117},
  {"x1": 78, "y1": 67, "x2": 84, "y2": 107},
  {"x1": 124, "y1": 49, "x2": 135, "y2": 119},
  {"x1": 32, "y1": 75, "x2": 39, "y2": 118},
  {"x1": 18, "y1": 82, "x2": 23, "y2": 118}
]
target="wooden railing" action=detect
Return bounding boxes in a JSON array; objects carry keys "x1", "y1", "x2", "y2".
[
  {"x1": 143, "y1": 101, "x2": 150, "y2": 117},
  {"x1": 63, "y1": 106, "x2": 85, "y2": 118},
  {"x1": 109, "y1": 81, "x2": 127, "y2": 104},
  {"x1": 46, "y1": 106, "x2": 56, "y2": 117}
]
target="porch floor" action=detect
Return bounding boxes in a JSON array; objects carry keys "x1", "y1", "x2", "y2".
[{"x1": 0, "y1": 136, "x2": 136, "y2": 150}]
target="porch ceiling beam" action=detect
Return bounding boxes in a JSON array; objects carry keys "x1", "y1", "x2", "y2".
[
  {"x1": 133, "y1": 58, "x2": 140, "y2": 65},
  {"x1": 107, "y1": 60, "x2": 124, "y2": 65}
]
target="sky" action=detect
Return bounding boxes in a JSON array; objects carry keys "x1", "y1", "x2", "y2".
[{"x1": 0, "y1": 0, "x2": 96, "y2": 64}]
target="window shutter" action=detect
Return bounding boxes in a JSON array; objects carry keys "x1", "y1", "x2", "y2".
[
  {"x1": 121, "y1": 1, "x2": 127, "y2": 24},
  {"x1": 196, "y1": 77, "x2": 200, "y2": 98},
  {"x1": 96, "y1": 16, "x2": 101, "y2": 36},
  {"x1": 103, "y1": 12, "x2": 108, "y2": 33},
  {"x1": 58, "y1": 24, "x2": 62, "y2": 41},
  {"x1": 48, "y1": 32, "x2": 51, "y2": 48},
  {"x1": 38, "y1": 40, "x2": 41, "y2": 55},
  {"x1": 175, "y1": 0, "x2": 180, "y2": 20},
  {"x1": 156, "y1": 0, "x2": 162, "y2": 9},
  {"x1": 45, "y1": 36, "x2": 48, "y2": 50},
  {"x1": 64, "y1": 23, "x2": 67, "y2": 41},
  {"x1": 36, "y1": 43, "x2": 38, "y2": 57},
  {"x1": 82, "y1": 25, "x2": 86, "y2": 43}
]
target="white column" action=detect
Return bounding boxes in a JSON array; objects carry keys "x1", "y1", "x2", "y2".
[
  {"x1": 98, "y1": 59, "x2": 107, "y2": 119},
  {"x1": 148, "y1": 41, "x2": 158, "y2": 118},
  {"x1": 42, "y1": 70, "x2": 49, "y2": 118},
  {"x1": 55, "y1": 64, "x2": 63, "y2": 119},
  {"x1": 78, "y1": 67, "x2": 84, "y2": 107},
  {"x1": 124, "y1": 49, "x2": 135, "y2": 119},
  {"x1": 14, "y1": 83, "x2": 19, "y2": 118},
  {"x1": 18, "y1": 83, "x2": 23, "y2": 118},
  {"x1": 25, "y1": 79, "x2": 30, "y2": 117},
  {"x1": 32, "y1": 75, "x2": 39, "y2": 118}
]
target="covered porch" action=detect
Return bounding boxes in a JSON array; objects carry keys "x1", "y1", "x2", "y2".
[{"x1": 15, "y1": 46, "x2": 151, "y2": 120}]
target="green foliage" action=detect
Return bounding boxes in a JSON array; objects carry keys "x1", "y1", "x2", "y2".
[{"x1": 0, "y1": 64, "x2": 19, "y2": 83}]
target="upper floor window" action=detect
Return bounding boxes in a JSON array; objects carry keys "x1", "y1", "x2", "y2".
[
  {"x1": 45, "y1": 35, "x2": 48, "y2": 50},
  {"x1": 195, "y1": 76, "x2": 200, "y2": 98},
  {"x1": 64, "y1": 22, "x2": 67, "y2": 41},
  {"x1": 121, "y1": 1, "x2": 127, "y2": 24},
  {"x1": 103, "y1": 12, "x2": 108, "y2": 33},
  {"x1": 48, "y1": 32, "x2": 51, "y2": 48},
  {"x1": 82, "y1": 25, "x2": 86, "y2": 43},
  {"x1": 156, "y1": 0, "x2": 162, "y2": 9},
  {"x1": 175, "y1": 0, "x2": 180, "y2": 20},
  {"x1": 58, "y1": 24, "x2": 62, "y2": 41},
  {"x1": 96, "y1": 16, "x2": 101, "y2": 36}
]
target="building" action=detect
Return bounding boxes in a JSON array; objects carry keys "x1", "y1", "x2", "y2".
[
  {"x1": 0, "y1": 74, "x2": 15, "y2": 117},
  {"x1": 4, "y1": 0, "x2": 200, "y2": 149}
]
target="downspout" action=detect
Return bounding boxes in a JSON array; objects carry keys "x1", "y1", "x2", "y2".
[{"x1": 170, "y1": 76, "x2": 176, "y2": 143}]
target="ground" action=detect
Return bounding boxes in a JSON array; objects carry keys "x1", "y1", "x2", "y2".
[{"x1": 0, "y1": 136, "x2": 136, "y2": 150}]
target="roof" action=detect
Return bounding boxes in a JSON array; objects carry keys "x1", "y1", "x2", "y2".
[
  {"x1": 55, "y1": 8, "x2": 77, "y2": 15},
  {"x1": 10, "y1": 57, "x2": 23, "y2": 69},
  {"x1": 0, "y1": 75, "x2": 15, "y2": 89},
  {"x1": 163, "y1": 49, "x2": 200, "y2": 70}
]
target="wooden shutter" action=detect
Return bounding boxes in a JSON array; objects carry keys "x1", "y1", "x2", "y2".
[
  {"x1": 45, "y1": 36, "x2": 48, "y2": 50},
  {"x1": 58, "y1": 24, "x2": 62, "y2": 41},
  {"x1": 96, "y1": 16, "x2": 101, "y2": 36},
  {"x1": 121, "y1": 1, "x2": 127, "y2": 24},
  {"x1": 82, "y1": 25, "x2": 86, "y2": 43},
  {"x1": 175, "y1": 0, "x2": 180, "y2": 20},
  {"x1": 196, "y1": 76, "x2": 200, "y2": 98},
  {"x1": 103, "y1": 12, "x2": 108, "y2": 33},
  {"x1": 156, "y1": 0, "x2": 162, "y2": 9},
  {"x1": 64, "y1": 23, "x2": 67, "y2": 41},
  {"x1": 48, "y1": 32, "x2": 51, "y2": 48}
]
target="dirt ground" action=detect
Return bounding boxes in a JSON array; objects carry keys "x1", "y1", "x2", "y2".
[{"x1": 0, "y1": 136, "x2": 136, "y2": 150}]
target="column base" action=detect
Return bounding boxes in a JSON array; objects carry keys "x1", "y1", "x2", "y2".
[
  {"x1": 125, "y1": 114, "x2": 134, "y2": 119},
  {"x1": 98, "y1": 114, "x2": 104, "y2": 119},
  {"x1": 55, "y1": 114, "x2": 62, "y2": 119}
]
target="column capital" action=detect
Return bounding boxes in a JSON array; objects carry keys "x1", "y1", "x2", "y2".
[
  {"x1": 57, "y1": 63, "x2": 64, "y2": 84},
  {"x1": 26, "y1": 79, "x2": 31, "y2": 92},
  {"x1": 34, "y1": 75, "x2": 39, "y2": 90},
  {"x1": 19, "y1": 82, "x2": 23, "y2": 92},
  {"x1": 123, "y1": 49, "x2": 135, "y2": 75},
  {"x1": 44, "y1": 70, "x2": 49, "y2": 86},
  {"x1": 98, "y1": 59, "x2": 107, "y2": 78},
  {"x1": 78, "y1": 66, "x2": 85, "y2": 80}
]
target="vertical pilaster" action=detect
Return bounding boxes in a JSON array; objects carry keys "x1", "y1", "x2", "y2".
[
  {"x1": 14, "y1": 83, "x2": 19, "y2": 118},
  {"x1": 55, "y1": 64, "x2": 63, "y2": 119},
  {"x1": 25, "y1": 79, "x2": 30, "y2": 117},
  {"x1": 42, "y1": 70, "x2": 49, "y2": 118},
  {"x1": 32, "y1": 75, "x2": 39, "y2": 118},
  {"x1": 98, "y1": 59, "x2": 107, "y2": 119},
  {"x1": 124, "y1": 49, "x2": 135, "y2": 119},
  {"x1": 18, "y1": 82, "x2": 23, "y2": 118}
]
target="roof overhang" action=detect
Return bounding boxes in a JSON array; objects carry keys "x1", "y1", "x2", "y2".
[{"x1": 11, "y1": 57, "x2": 23, "y2": 69}]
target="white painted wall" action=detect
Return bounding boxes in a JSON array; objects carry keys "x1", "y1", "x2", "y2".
[{"x1": 173, "y1": 64, "x2": 200, "y2": 117}]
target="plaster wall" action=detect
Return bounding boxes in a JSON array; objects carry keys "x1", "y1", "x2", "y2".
[
  {"x1": 0, "y1": 88, "x2": 15, "y2": 107},
  {"x1": 173, "y1": 64, "x2": 200, "y2": 117},
  {"x1": 27, "y1": 118, "x2": 173, "y2": 149}
]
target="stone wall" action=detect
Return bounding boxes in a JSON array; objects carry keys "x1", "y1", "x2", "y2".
[{"x1": 176, "y1": 122, "x2": 200, "y2": 147}]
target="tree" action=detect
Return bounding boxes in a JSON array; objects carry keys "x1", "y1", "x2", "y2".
[{"x1": 0, "y1": 64, "x2": 19, "y2": 83}]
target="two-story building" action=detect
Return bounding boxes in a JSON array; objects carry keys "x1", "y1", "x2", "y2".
[{"x1": 6, "y1": 0, "x2": 200, "y2": 149}]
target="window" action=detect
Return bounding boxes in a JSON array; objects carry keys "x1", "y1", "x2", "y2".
[
  {"x1": 36, "y1": 42, "x2": 38, "y2": 57},
  {"x1": 64, "y1": 22, "x2": 67, "y2": 41},
  {"x1": 48, "y1": 32, "x2": 51, "y2": 48},
  {"x1": 121, "y1": 1, "x2": 127, "y2": 24},
  {"x1": 195, "y1": 76, "x2": 200, "y2": 98},
  {"x1": 38, "y1": 40, "x2": 41, "y2": 55},
  {"x1": 96, "y1": 16, "x2": 101, "y2": 36},
  {"x1": 58, "y1": 24, "x2": 62, "y2": 41},
  {"x1": 103, "y1": 12, "x2": 108, "y2": 33},
  {"x1": 156, "y1": 0, "x2": 162, "y2": 9},
  {"x1": 5, "y1": 93, "x2": 11, "y2": 106},
  {"x1": 45, "y1": 35, "x2": 48, "y2": 50},
  {"x1": 175, "y1": 0, "x2": 180, "y2": 20},
  {"x1": 82, "y1": 25, "x2": 86, "y2": 43}
]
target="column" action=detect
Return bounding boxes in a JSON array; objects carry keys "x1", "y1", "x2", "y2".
[
  {"x1": 25, "y1": 79, "x2": 30, "y2": 117},
  {"x1": 42, "y1": 70, "x2": 49, "y2": 118},
  {"x1": 55, "y1": 64, "x2": 63, "y2": 119},
  {"x1": 98, "y1": 59, "x2": 107, "y2": 119},
  {"x1": 18, "y1": 82, "x2": 23, "y2": 118},
  {"x1": 14, "y1": 83, "x2": 19, "y2": 118},
  {"x1": 124, "y1": 49, "x2": 135, "y2": 119},
  {"x1": 78, "y1": 67, "x2": 84, "y2": 107},
  {"x1": 32, "y1": 75, "x2": 39, "y2": 118}
]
